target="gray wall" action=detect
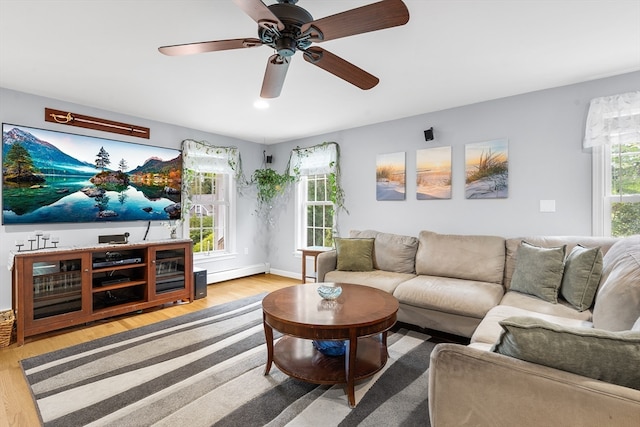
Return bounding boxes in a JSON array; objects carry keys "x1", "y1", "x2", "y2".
[
  {"x1": 2, "y1": 71, "x2": 638, "y2": 309},
  {"x1": 0, "y1": 88, "x2": 266, "y2": 310},
  {"x1": 267, "y1": 71, "x2": 640, "y2": 277}
]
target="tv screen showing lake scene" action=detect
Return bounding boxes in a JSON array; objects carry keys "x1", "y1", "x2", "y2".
[{"x1": 2, "y1": 124, "x2": 182, "y2": 224}]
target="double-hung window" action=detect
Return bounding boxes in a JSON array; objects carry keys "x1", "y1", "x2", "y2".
[
  {"x1": 585, "y1": 92, "x2": 640, "y2": 237},
  {"x1": 182, "y1": 140, "x2": 239, "y2": 255},
  {"x1": 289, "y1": 143, "x2": 341, "y2": 249},
  {"x1": 187, "y1": 171, "x2": 230, "y2": 253}
]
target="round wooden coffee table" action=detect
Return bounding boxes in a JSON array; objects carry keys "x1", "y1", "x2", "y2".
[{"x1": 262, "y1": 283, "x2": 399, "y2": 407}]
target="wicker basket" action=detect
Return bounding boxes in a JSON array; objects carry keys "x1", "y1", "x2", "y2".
[{"x1": 0, "y1": 310, "x2": 15, "y2": 348}]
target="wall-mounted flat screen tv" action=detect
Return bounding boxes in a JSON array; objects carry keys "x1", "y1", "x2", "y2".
[{"x1": 2, "y1": 123, "x2": 182, "y2": 224}]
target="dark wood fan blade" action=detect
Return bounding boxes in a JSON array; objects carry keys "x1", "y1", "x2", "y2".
[
  {"x1": 159, "y1": 38, "x2": 262, "y2": 56},
  {"x1": 303, "y1": 47, "x2": 378, "y2": 90},
  {"x1": 233, "y1": 0, "x2": 285, "y2": 31},
  {"x1": 261, "y1": 54, "x2": 290, "y2": 98},
  {"x1": 300, "y1": 0, "x2": 409, "y2": 42}
]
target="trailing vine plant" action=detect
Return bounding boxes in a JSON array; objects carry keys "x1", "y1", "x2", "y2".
[
  {"x1": 286, "y1": 142, "x2": 348, "y2": 214},
  {"x1": 251, "y1": 167, "x2": 294, "y2": 226}
]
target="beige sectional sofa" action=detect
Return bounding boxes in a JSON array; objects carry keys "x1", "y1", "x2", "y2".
[{"x1": 316, "y1": 230, "x2": 640, "y2": 426}]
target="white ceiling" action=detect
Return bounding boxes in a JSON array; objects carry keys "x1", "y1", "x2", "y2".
[{"x1": 1, "y1": 0, "x2": 639, "y2": 144}]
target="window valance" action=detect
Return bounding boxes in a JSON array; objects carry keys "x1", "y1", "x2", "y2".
[
  {"x1": 583, "y1": 91, "x2": 640, "y2": 148},
  {"x1": 181, "y1": 139, "x2": 245, "y2": 182},
  {"x1": 287, "y1": 141, "x2": 338, "y2": 177}
]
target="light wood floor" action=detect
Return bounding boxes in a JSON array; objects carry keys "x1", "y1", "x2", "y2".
[{"x1": 0, "y1": 273, "x2": 299, "y2": 427}]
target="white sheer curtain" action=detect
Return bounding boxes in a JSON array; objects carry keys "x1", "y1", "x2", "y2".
[
  {"x1": 287, "y1": 142, "x2": 338, "y2": 176},
  {"x1": 583, "y1": 91, "x2": 640, "y2": 148},
  {"x1": 181, "y1": 139, "x2": 242, "y2": 177}
]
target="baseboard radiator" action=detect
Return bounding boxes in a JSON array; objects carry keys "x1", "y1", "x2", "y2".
[{"x1": 205, "y1": 263, "x2": 270, "y2": 284}]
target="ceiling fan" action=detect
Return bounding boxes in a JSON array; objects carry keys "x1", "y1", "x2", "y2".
[{"x1": 158, "y1": 0, "x2": 410, "y2": 98}]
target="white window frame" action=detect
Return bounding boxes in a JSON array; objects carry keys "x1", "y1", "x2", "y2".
[
  {"x1": 592, "y1": 142, "x2": 640, "y2": 236},
  {"x1": 181, "y1": 140, "x2": 240, "y2": 259},
  {"x1": 295, "y1": 174, "x2": 335, "y2": 250},
  {"x1": 185, "y1": 172, "x2": 235, "y2": 257}
]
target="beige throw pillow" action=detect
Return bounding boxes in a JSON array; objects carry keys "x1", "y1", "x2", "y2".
[
  {"x1": 560, "y1": 245, "x2": 603, "y2": 311},
  {"x1": 335, "y1": 238, "x2": 374, "y2": 271},
  {"x1": 510, "y1": 241, "x2": 566, "y2": 303}
]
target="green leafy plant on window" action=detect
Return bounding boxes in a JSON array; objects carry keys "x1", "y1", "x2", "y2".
[{"x1": 251, "y1": 167, "x2": 295, "y2": 224}]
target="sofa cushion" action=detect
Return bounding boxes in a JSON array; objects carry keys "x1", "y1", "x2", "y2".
[
  {"x1": 492, "y1": 316, "x2": 640, "y2": 390},
  {"x1": 415, "y1": 230, "x2": 505, "y2": 284},
  {"x1": 393, "y1": 275, "x2": 504, "y2": 319},
  {"x1": 593, "y1": 235, "x2": 640, "y2": 331},
  {"x1": 471, "y1": 304, "x2": 592, "y2": 346},
  {"x1": 325, "y1": 270, "x2": 415, "y2": 294},
  {"x1": 350, "y1": 230, "x2": 418, "y2": 274},
  {"x1": 498, "y1": 291, "x2": 592, "y2": 322},
  {"x1": 335, "y1": 237, "x2": 374, "y2": 271},
  {"x1": 560, "y1": 245, "x2": 603, "y2": 311},
  {"x1": 509, "y1": 241, "x2": 566, "y2": 303}
]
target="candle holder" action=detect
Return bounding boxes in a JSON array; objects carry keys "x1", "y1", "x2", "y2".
[{"x1": 15, "y1": 234, "x2": 60, "y2": 252}]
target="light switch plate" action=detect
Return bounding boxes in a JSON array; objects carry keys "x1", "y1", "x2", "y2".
[{"x1": 540, "y1": 200, "x2": 556, "y2": 212}]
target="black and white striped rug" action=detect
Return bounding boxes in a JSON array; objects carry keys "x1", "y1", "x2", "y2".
[{"x1": 21, "y1": 293, "x2": 435, "y2": 426}]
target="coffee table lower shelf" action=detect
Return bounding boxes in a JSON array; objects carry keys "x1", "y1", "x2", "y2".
[{"x1": 271, "y1": 335, "x2": 388, "y2": 384}]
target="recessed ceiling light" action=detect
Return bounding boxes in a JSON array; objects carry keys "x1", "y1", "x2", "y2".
[{"x1": 254, "y1": 99, "x2": 269, "y2": 109}]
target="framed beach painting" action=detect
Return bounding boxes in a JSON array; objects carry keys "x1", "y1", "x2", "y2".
[
  {"x1": 465, "y1": 139, "x2": 508, "y2": 199},
  {"x1": 376, "y1": 152, "x2": 405, "y2": 201},
  {"x1": 416, "y1": 146, "x2": 452, "y2": 199}
]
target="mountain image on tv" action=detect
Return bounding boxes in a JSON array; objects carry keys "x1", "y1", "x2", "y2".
[{"x1": 2, "y1": 124, "x2": 182, "y2": 224}]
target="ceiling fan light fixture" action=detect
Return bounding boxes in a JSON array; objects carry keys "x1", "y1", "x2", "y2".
[
  {"x1": 161, "y1": 0, "x2": 410, "y2": 98},
  {"x1": 254, "y1": 99, "x2": 270, "y2": 109}
]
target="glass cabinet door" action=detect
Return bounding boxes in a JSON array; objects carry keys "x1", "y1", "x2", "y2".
[
  {"x1": 152, "y1": 247, "x2": 186, "y2": 295},
  {"x1": 31, "y1": 258, "x2": 83, "y2": 320}
]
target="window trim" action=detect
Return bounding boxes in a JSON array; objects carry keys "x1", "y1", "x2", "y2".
[
  {"x1": 294, "y1": 174, "x2": 335, "y2": 252},
  {"x1": 185, "y1": 172, "x2": 236, "y2": 259},
  {"x1": 592, "y1": 143, "x2": 640, "y2": 236}
]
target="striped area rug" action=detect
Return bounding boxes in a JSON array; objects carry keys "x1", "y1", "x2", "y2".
[{"x1": 21, "y1": 293, "x2": 435, "y2": 426}]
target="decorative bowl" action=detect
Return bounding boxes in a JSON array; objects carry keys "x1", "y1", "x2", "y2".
[
  {"x1": 317, "y1": 284, "x2": 342, "y2": 300},
  {"x1": 313, "y1": 340, "x2": 347, "y2": 356}
]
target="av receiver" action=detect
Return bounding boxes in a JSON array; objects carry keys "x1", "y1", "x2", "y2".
[{"x1": 92, "y1": 257, "x2": 142, "y2": 268}]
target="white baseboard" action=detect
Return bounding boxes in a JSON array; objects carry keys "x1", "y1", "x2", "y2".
[{"x1": 268, "y1": 268, "x2": 300, "y2": 280}]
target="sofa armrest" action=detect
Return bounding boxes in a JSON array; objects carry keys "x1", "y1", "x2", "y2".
[
  {"x1": 316, "y1": 250, "x2": 337, "y2": 282},
  {"x1": 429, "y1": 343, "x2": 640, "y2": 427}
]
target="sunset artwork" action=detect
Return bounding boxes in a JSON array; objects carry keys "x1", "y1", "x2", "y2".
[
  {"x1": 376, "y1": 152, "x2": 405, "y2": 200},
  {"x1": 465, "y1": 139, "x2": 508, "y2": 199},
  {"x1": 416, "y1": 147, "x2": 452, "y2": 200}
]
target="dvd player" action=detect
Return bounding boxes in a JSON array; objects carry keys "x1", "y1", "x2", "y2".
[{"x1": 92, "y1": 257, "x2": 142, "y2": 268}]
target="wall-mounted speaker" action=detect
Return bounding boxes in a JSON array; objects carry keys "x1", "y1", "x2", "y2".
[{"x1": 424, "y1": 127, "x2": 434, "y2": 141}]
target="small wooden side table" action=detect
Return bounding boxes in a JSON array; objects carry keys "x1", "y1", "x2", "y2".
[{"x1": 298, "y1": 247, "x2": 330, "y2": 283}]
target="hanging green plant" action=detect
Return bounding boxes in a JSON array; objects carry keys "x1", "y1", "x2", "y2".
[{"x1": 251, "y1": 168, "x2": 295, "y2": 204}]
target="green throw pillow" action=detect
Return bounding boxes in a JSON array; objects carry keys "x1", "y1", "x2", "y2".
[
  {"x1": 510, "y1": 241, "x2": 566, "y2": 303},
  {"x1": 492, "y1": 316, "x2": 640, "y2": 390},
  {"x1": 560, "y1": 245, "x2": 603, "y2": 311},
  {"x1": 335, "y1": 238, "x2": 374, "y2": 271}
]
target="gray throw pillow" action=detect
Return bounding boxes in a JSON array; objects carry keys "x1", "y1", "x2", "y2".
[
  {"x1": 492, "y1": 316, "x2": 640, "y2": 390},
  {"x1": 510, "y1": 241, "x2": 566, "y2": 303},
  {"x1": 560, "y1": 245, "x2": 603, "y2": 311},
  {"x1": 335, "y1": 238, "x2": 374, "y2": 271}
]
